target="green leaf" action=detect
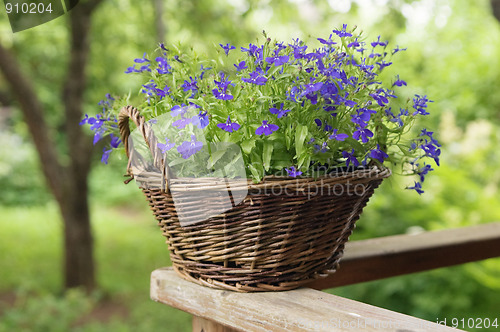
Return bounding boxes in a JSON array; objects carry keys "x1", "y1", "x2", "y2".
[
  {"x1": 248, "y1": 164, "x2": 262, "y2": 183},
  {"x1": 295, "y1": 124, "x2": 309, "y2": 156},
  {"x1": 240, "y1": 139, "x2": 256, "y2": 155},
  {"x1": 262, "y1": 142, "x2": 274, "y2": 172},
  {"x1": 207, "y1": 149, "x2": 227, "y2": 169}
]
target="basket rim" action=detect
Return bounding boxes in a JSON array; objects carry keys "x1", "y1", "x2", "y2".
[{"x1": 134, "y1": 166, "x2": 391, "y2": 192}]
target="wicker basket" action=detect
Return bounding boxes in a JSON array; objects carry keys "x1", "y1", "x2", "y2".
[{"x1": 118, "y1": 106, "x2": 391, "y2": 292}]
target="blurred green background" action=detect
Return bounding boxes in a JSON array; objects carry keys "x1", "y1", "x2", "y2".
[{"x1": 1, "y1": 0, "x2": 500, "y2": 331}]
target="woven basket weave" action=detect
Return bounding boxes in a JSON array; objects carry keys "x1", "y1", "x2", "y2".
[{"x1": 118, "y1": 106, "x2": 390, "y2": 292}]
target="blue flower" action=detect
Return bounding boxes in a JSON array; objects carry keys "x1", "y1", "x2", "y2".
[
  {"x1": 332, "y1": 24, "x2": 352, "y2": 37},
  {"x1": 392, "y1": 75, "x2": 407, "y2": 87},
  {"x1": 342, "y1": 149, "x2": 359, "y2": 167},
  {"x1": 328, "y1": 129, "x2": 348, "y2": 141},
  {"x1": 171, "y1": 104, "x2": 188, "y2": 117},
  {"x1": 370, "y1": 90, "x2": 390, "y2": 107},
  {"x1": 412, "y1": 95, "x2": 433, "y2": 116},
  {"x1": 109, "y1": 134, "x2": 121, "y2": 149},
  {"x1": 101, "y1": 147, "x2": 112, "y2": 164},
  {"x1": 256, "y1": 120, "x2": 279, "y2": 136},
  {"x1": 371, "y1": 36, "x2": 388, "y2": 47},
  {"x1": 213, "y1": 72, "x2": 234, "y2": 100},
  {"x1": 347, "y1": 38, "x2": 361, "y2": 48},
  {"x1": 157, "y1": 138, "x2": 175, "y2": 154},
  {"x1": 242, "y1": 70, "x2": 267, "y2": 85},
  {"x1": 217, "y1": 116, "x2": 241, "y2": 133},
  {"x1": 134, "y1": 52, "x2": 150, "y2": 64},
  {"x1": 369, "y1": 145, "x2": 389, "y2": 163},
  {"x1": 177, "y1": 135, "x2": 203, "y2": 159},
  {"x1": 314, "y1": 142, "x2": 328, "y2": 153},
  {"x1": 192, "y1": 111, "x2": 209, "y2": 129},
  {"x1": 265, "y1": 55, "x2": 289, "y2": 66},
  {"x1": 285, "y1": 166, "x2": 302, "y2": 177},
  {"x1": 220, "y1": 43, "x2": 236, "y2": 56},
  {"x1": 392, "y1": 45, "x2": 407, "y2": 55},
  {"x1": 156, "y1": 57, "x2": 172, "y2": 74},
  {"x1": 288, "y1": 39, "x2": 308, "y2": 59},
  {"x1": 318, "y1": 34, "x2": 337, "y2": 46},
  {"x1": 376, "y1": 60, "x2": 392, "y2": 70},
  {"x1": 417, "y1": 164, "x2": 434, "y2": 182},
  {"x1": 269, "y1": 103, "x2": 290, "y2": 118},
  {"x1": 181, "y1": 76, "x2": 199, "y2": 94},
  {"x1": 353, "y1": 127, "x2": 374, "y2": 143},
  {"x1": 173, "y1": 116, "x2": 192, "y2": 129},
  {"x1": 212, "y1": 88, "x2": 234, "y2": 101},
  {"x1": 420, "y1": 140, "x2": 441, "y2": 166},
  {"x1": 200, "y1": 65, "x2": 212, "y2": 79},
  {"x1": 408, "y1": 181, "x2": 424, "y2": 195},
  {"x1": 234, "y1": 61, "x2": 247, "y2": 72}
]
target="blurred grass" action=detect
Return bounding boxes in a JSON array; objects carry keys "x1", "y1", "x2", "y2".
[{"x1": 0, "y1": 201, "x2": 191, "y2": 331}]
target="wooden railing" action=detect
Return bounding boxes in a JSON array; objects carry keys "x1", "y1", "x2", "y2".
[{"x1": 150, "y1": 222, "x2": 500, "y2": 331}]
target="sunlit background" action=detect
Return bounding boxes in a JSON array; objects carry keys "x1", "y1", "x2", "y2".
[{"x1": 1, "y1": 0, "x2": 499, "y2": 330}]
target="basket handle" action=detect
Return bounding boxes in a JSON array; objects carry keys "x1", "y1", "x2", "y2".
[{"x1": 118, "y1": 105, "x2": 172, "y2": 190}]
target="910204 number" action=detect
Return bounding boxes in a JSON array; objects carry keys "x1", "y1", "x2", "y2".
[{"x1": 5, "y1": 2, "x2": 53, "y2": 14}]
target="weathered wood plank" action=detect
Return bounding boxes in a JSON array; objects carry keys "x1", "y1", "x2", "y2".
[
  {"x1": 151, "y1": 268, "x2": 460, "y2": 332},
  {"x1": 192, "y1": 316, "x2": 240, "y2": 332},
  {"x1": 307, "y1": 222, "x2": 500, "y2": 289}
]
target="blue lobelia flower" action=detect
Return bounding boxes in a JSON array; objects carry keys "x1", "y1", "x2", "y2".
[
  {"x1": 328, "y1": 129, "x2": 348, "y2": 141},
  {"x1": 420, "y1": 140, "x2": 441, "y2": 166},
  {"x1": 220, "y1": 43, "x2": 236, "y2": 56},
  {"x1": 392, "y1": 45, "x2": 407, "y2": 55},
  {"x1": 412, "y1": 95, "x2": 433, "y2": 116},
  {"x1": 317, "y1": 34, "x2": 337, "y2": 46},
  {"x1": 255, "y1": 120, "x2": 279, "y2": 136},
  {"x1": 369, "y1": 144, "x2": 389, "y2": 163},
  {"x1": 234, "y1": 61, "x2": 247, "y2": 72},
  {"x1": 392, "y1": 75, "x2": 407, "y2": 87},
  {"x1": 156, "y1": 57, "x2": 172, "y2": 74},
  {"x1": 101, "y1": 147, "x2": 112, "y2": 164},
  {"x1": 417, "y1": 164, "x2": 434, "y2": 182},
  {"x1": 342, "y1": 149, "x2": 360, "y2": 167},
  {"x1": 347, "y1": 38, "x2": 361, "y2": 48},
  {"x1": 408, "y1": 181, "x2": 424, "y2": 195},
  {"x1": 212, "y1": 72, "x2": 234, "y2": 100},
  {"x1": 177, "y1": 135, "x2": 203, "y2": 159},
  {"x1": 286, "y1": 166, "x2": 302, "y2": 177},
  {"x1": 181, "y1": 76, "x2": 199, "y2": 94},
  {"x1": 157, "y1": 138, "x2": 175, "y2": 154},
  {"x1": 265, "y1": 55, "x2": 290, "y2": 66},
  {"x1": 200, "y1": 65, "x2": 212, "y2": 79},
  {"x1": 242, "y1": 70, "x2": 267, "y2": 85},
  {"x1": 171, "y1": 104, "x2": 188, "y2": 117},
  {"x1": 376, "y1": 60, "x2": 392, "y2": 70},
  {"x1": 269, "y1": 103, "x2": 290, "y2": 118},
  {"x1": 371, "y1": 36, "x2": 388, "y2": 48},
  {"x1": 173, "y1": 116, "x2": 192, "y2": 129},
  {"x1": 134, "y1": 52, "x2": 150, "y2": 64},
  {"x1": 191, "y1": 111, "x2": 209, "y2": 129},
  {"x1": 314, "y1": 142, "x2": 328, "y2": 153},
  {"x1": 217, "y1": 116, "x2": 241, "y2": 133},
  {"x1": 109, "y1": 134, "x2": 121, "y2": 149},
  {"x1": 353, "y1": 127, "x2": 374, "y2": 143},
  {"x1": 332, "y1": 24, "x2": 352, "y2": 38}
]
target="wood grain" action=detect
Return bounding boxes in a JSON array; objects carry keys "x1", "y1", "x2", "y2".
[
  {"x1": 307, "y1": 222, "x2": 500, "y2": 289},
  {"x1": 151, "y1": 268, "x2": 460, "y2": 332}
]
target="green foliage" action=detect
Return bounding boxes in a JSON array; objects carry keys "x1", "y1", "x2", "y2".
[
  {"x1": 0, "y1": 131, "x2": 51, "y2": 206},
  {"x1": 2, "y1": 0, "x2": 500, "y2": 330}
]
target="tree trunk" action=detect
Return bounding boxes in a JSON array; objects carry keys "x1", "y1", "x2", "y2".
[
  {"x1": 60, "y1": 178, "x2": 95, "y2": 290},
  {"x1": 0, "y1": 0, "x2": 103, "y2": 292}
]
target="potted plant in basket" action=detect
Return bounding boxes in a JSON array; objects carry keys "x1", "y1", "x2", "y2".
[{"x1": 81, "y1": 25, "x2": 440, "y2": 292}]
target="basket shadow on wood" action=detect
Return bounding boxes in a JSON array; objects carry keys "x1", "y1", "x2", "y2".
[{"x1": 118, "y1": 105, "x2": 391, "y2": 292}]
